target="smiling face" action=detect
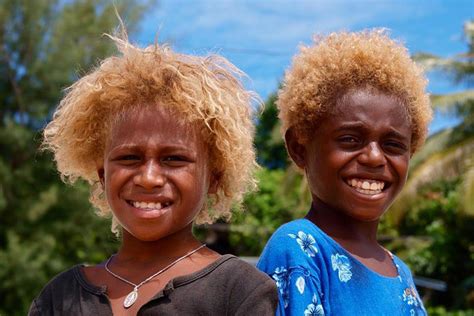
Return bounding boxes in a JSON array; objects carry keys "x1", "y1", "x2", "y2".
[
  {"x1": 98, "y1": 106, "x2": 213, "y2": 242},
  {"x1": 287, "y1": 87, "x2": 412, "y2": 222}
]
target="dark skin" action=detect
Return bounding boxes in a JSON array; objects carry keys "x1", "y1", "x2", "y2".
[
  {"x1": 83, "y1": 106, "x2": 220, "y2": 315},
  {"x1": 286, "y1": 87, "x2": 412, "y2": 277}
]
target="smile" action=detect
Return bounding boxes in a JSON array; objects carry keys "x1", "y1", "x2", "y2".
[
  {"x1": 129, "y1": 201, "x2": 172, "y2": 210},
  {"x1": 346, "y1": 178, "x2": 385, "y2": 195}
]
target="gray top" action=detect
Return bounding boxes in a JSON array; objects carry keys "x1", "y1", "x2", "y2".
[{"x1": 29, "y1": 255, "x2": 278, "y2": 315}]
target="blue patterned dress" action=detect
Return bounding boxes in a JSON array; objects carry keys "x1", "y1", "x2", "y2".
[{"x1": 257, "y1": 219, "x2": 427, "y2": 316}]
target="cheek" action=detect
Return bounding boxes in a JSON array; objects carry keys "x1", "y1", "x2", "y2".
[
  {"x1": 175, "y1": 167, "x2": 209, "y2": 196},
  {"x1": 305, "y1": 157, "x2": 333, "y2": 192},
  {"x1": 105, "y1": 166, "x2": 132, "y2": 194},
  {"x1": 392, "y1": 156, "x2": 410, "y2": 184}
]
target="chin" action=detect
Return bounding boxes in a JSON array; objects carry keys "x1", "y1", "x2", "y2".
[{"x1": 343, "y1": 204, "x2": 386, "y2": 222}]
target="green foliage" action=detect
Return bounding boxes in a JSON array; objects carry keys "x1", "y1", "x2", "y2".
[
  {"x1": 255, "y1": 93, "x2": 288, "y2": 169},
  {"x1": 427, "y1": 307, "x2": 474, "y2": 316},
  {"x1": 0, "y1": 121, "x2": 121, "y2": 315},
  {"x1": 389, "y1": 178, "x2": 474, "y2": 310},
  {"x1": 391, "y1": 20, "x2": 474, "y2": 221},
  {"x1": 0, "y1": 1, "x2": 150, "y2": 314},
  {"x1": 0, "y1": 0, "x2": 149, "y2": 126},
  {"x1": 229, "y1": 167, "x2": 308, "y2": 255}
]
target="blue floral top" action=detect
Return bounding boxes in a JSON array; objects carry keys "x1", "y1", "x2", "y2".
[{"x1": 257, "y1": 219, "x2": 427, "y2": 316}]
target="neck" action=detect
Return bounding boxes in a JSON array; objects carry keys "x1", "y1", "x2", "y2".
[
  {"x1": 306, "y1": 199, "x2": 379, "y2": 246},
  {"x1": 117, "y1": 224, "x2": 202, "y2": 264}
]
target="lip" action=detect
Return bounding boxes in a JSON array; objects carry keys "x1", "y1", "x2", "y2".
[
  {"x1": 343, "y1": 178, "x2": 389, "y2": 201},
  {"x1": 347, "y1": 184, "x2": 386, "y2": 201}
]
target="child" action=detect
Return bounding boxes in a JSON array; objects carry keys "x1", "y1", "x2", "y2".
[
  {"x1": 257, "y1": 30, "x2": 432, "y2": 315},
  {"x1": 30, "y1": 34, "x2": 278, "y2": 315}
]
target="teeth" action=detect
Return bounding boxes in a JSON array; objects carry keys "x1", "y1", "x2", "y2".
[
  {"x1": 132, "y1": 201, "x2": 162, "y2": 210},
  {"x1": 346, "y1": 178, "x2": 385, "y2": 195}
]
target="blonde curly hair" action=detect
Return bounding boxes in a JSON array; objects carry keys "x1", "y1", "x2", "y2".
[
  {"x1": 42, "y1": 35, "x2": 258, "y2": 234},
  {"x1": 278, "y1": 29, "x2": 432, "y2": 154}
]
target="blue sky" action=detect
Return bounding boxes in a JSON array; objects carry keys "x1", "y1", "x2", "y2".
[{"x1": 135, "y1": 0, "x2": 473, "y2": 134}]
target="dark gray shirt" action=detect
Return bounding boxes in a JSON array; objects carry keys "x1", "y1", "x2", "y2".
[{"x1": 29, "y1": 255, "x2": 278, "y2": 315}]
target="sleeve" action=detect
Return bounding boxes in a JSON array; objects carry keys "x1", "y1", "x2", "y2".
[
  {"x1": 28, "y1": 299, "x2": 41, "y2": 316},
  {"x1": 235, "y1": 278, "x2": 279, "y2": 316},
  {"x1": 257, "y1": 226, "x2": 326, "y2": 316},
  {"x1": 28, "y1": 284, "x2": 54, "y2": 316},
  {"x1": 276, "y1": 267, "x2": 325, "y2": 316}
]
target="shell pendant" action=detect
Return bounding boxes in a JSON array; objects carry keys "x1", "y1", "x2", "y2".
[{"x1": 123, "y1": 287, "x2": 138, "y2": 308}]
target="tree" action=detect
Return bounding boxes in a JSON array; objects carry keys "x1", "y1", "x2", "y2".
[
  {"x1": 384, "y1": 20, "x2": 474, "y2": 311},
  {"x1": 229, "y1": 167, "x2": 309, "y2": 255},
  {"x1": 389, "y1": 20, "x2": 474, "y2": 222},
  {"x1": 0, "y1": 1, "x2": 151, "y2": 314},
  {"x1": 254, "y1": 92, "x2": 289, "y2": 169}
]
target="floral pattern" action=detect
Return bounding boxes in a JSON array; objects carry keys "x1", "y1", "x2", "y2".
[
  {"x1": 304, "y1": 294, "x2": 325, "y2": 316},
  {"x1": 331, "y1": 253, "x2": 352, "y2": 282},
  {"x1": 288, "y1": 231, "x2": 318, "y2": 257},
  {"x1": 257, "y1": 219, "x2": 428, "y2": 315},
  {"x1": 272, "y1": 267, "x2": 290, "y2": 308},
  {"x1": 403, "y1": 287, "x2": 419, "y2": 306},
  {"x1": 296, "y1": 276, "x2": 305, "y2": 294}
]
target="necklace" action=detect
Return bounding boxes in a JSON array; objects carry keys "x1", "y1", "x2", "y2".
[{"x1": 104, "y1": 243, "x2": 206, "y2": 308}]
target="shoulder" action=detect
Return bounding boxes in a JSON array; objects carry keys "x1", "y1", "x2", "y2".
[
  {"x1": 29, "y1": 265, "x2": 85, "y2": 315},
  {"x1": 392, "y1": 254, "x2": 416, "y2": 278},
  {"x1": 262, "y1": 219, "x2": 321, "y2": 249},
  {"x1": 258, "y1": 219, "x2": 324, "y2": 268},
  {"x1": 217, "y1": 256, "x2": 278, "y2": 314},
  {"x1": 36, "y1": 265, "x2": 83, "y2": 295},
  {"x1": 208, "y1": 255, "x2": 276, "y2": 288},
  {"x1": 174, "y1": 255, "x2": 278, "y2": 314}
]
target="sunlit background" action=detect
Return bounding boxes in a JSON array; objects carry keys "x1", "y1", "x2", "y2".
[{"x1": 1, "y1": 1, "x2": 473, "y2": 315}]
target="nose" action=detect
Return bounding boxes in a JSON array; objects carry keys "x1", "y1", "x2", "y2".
[
  {"x1": 358, "y1": 142, "x2": 386, "y2": 168},
  {"x1": 134, "y1": 160, "x2": 165, "y2": 189}
]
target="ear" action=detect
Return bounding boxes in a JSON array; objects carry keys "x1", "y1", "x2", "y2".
[
  {"x1": 97, "y1": 166, "x2": 105, "y2": 188},
  {"x1": 285, "y1": 128, "x2": 307, "y2": 169}
]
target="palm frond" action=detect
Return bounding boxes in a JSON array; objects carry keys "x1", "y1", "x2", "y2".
[
  {"x1": 410, "y1": 128, "x2": 453, "y2": 170},
  {"x1": 388, "y1": 137, "x2": 474, "y2": 223},
  {"x1": 430, "y1": 91, "x2": 474, "y2": 110},
  {"x1": 461, "y1": 157, "x2": 474, "y2": 215},
  {"x1": 413, "y1": 53, "x2": 457, "y2": 71},
  {"x1": 408, "y1": 137, "x2": 474, "y2": 188}
]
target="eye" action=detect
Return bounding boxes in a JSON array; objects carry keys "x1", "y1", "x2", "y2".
[
  {"x1": 383, "y1": 141, "x2": 408, "y2": 154},
  {"x1": 162, "y1": 155, "x2": 189, "y2": 166},
  {"x1": 339, "y1": 136, "x2": 359, "y2": 143},
  {"x1": 112, "y1": 154, "x2": 141, "y2": 164},
  {"x1": 337, "y1": 135, "x2": 361, "y2": 148},
  {"x1": 120, "y1": 155, "x2": 140, "y2": 160},
  {"x1": 163, "y1": 155, "x2": 185, "y2": 161}
]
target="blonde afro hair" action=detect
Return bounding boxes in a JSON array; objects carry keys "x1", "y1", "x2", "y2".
[
  {"x1": 42, "y1": 35, "x2": 258, "y2": 233},
  {"x1": 278, "y1": 29, "x2": 432, "y2": 154}
]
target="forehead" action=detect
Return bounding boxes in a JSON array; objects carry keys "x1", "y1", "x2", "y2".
[
  {"x1": 107, "y1": 106, "x2": 204, "y2": 149},
  {"x1": 326, "y1": 88, "x2": 411, "y2": 133}
]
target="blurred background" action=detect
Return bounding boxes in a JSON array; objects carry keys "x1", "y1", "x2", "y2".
[{"x1": 0, "y1": 0, "x2": 472, "y2": 315}]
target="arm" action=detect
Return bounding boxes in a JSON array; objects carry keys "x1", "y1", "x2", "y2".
[
  {"x1": 235, "y1": 278, "x2": 279, "y2": 316},
  {"x1": 28, "y1": 299, "x2": 41, "y2": 316},
  {"x1": 274, "y1": 267, "x2": 325, "y2": 316},
  {"x1": 257, "y1": 225, "x2": 327, "y2": 316}
]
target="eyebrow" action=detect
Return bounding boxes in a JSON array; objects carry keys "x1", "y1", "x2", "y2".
[
  {"x1": 336, "y1": 122, "x2": 410, "y2": 141},
  {"x1": 109, "y1": 143, "x2": 194, "y2": 153}
]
